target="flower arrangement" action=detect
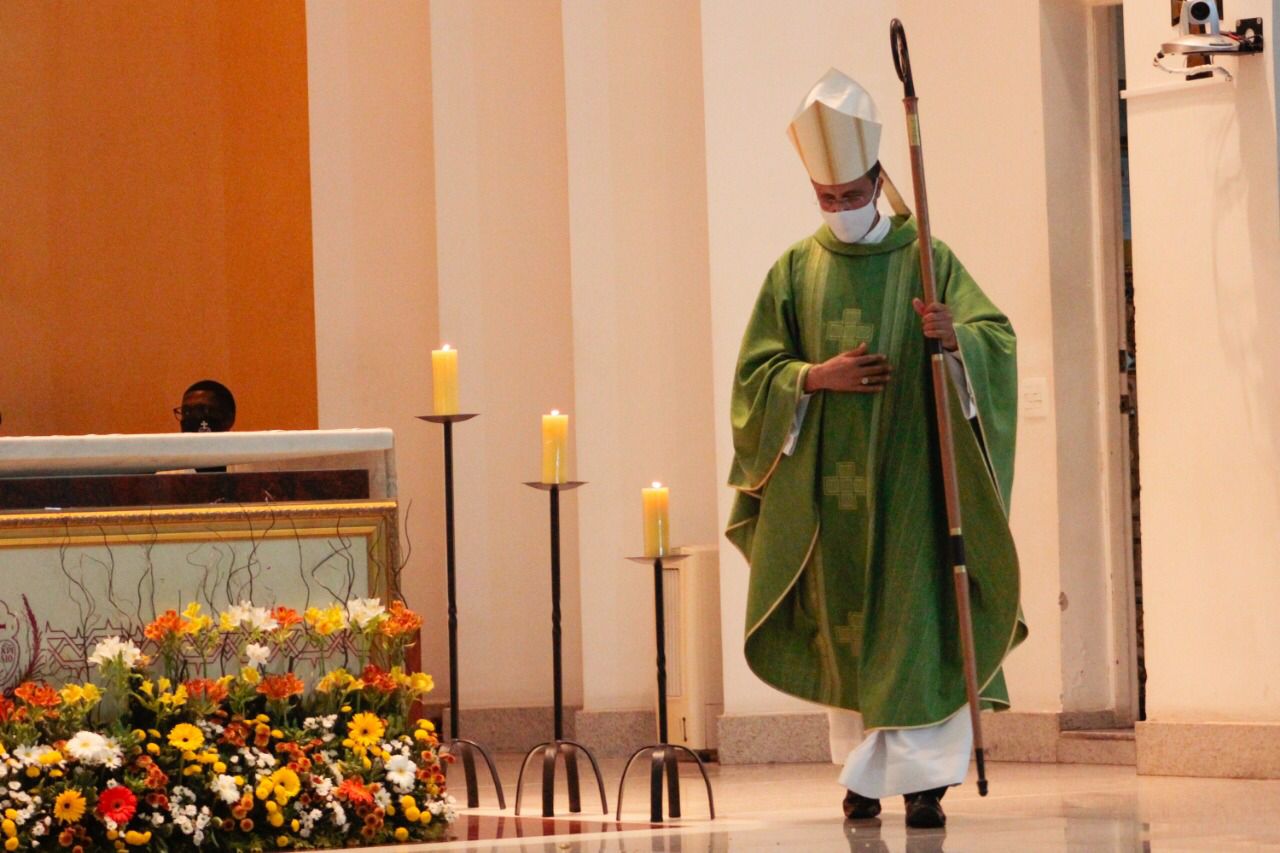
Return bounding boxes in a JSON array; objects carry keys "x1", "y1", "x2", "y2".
[{"x1": 0, "y1": 598, "x2": 453, "y2": 851}]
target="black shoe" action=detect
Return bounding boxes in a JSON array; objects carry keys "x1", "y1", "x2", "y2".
[
  {"x1": 843, "y1": 790, "x2": 882, "y2": 820},
  {"x1": 903, "y1": 786, "x2": 947, "y2": 829}
]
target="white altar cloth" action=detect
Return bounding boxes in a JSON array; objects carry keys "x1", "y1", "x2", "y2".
[{"x1": 0, "y1": 430, "x2": 395, "y2": 491}]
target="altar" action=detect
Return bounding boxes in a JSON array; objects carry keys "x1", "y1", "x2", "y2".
[{"x1": 0, "y1": 429, "x2": 401, "y2": 689}]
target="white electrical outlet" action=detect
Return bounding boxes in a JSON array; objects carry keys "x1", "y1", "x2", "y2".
[{"x1": 1021, "y1": 377, "x2": 1049, "y2": 419}]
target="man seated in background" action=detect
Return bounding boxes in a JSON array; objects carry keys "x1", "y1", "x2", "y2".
[{"x1": 174, "y1": 380, "x2": 236, "y2": 434}]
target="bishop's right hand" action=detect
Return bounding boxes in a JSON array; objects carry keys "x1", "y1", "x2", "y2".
[{"x1": 804, "y1": 343, "x2": 893, "y2": 393}]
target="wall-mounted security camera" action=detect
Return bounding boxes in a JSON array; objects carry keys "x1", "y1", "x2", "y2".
[{"x1": 1155, "y1": 1, "x2": 1263, "y2": 82}]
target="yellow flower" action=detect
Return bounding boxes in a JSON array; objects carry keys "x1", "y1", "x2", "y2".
[
  {"x1": 181, "y1": 602, "x2": 211, "y2": 634},
  {"x1": 124, "y1": 830, "x2": 152, "y2": 845},
  {"x1": 59, "y1": 684, "x2": 84, "y2": 705},
  {"x1": 138, "y1": 680, "x2": 155, "y2": 698},
  {"x1": 304, "y1": 604, "x2": 346, "y2": 636},
  {"x1": 39, "y1": 750, "x2": 63, "y2": 766},
  {"x1": 256, "y1": 767, "x2": 302, "y2": 805},
  {"x1": 168, "y1": 723, "x2": 205, "y2": 751},
  {"x1": 4, "y1": 838, "x2": 15, "y2": 852},
  {"x1": 407, "y1": 672, "x2": 435, "y2": 695},
  {"x1": 158, "y1": 685, "x2": 188, "y2": 709},
  {"x1": 53, "y1": 789, "x2": 86, "y2": 824},
  {"x1": 240, "y1": 666, "x2": 261, "y2": 686},
  {"x1": 273, "y1": 767, "x2": 301, "y2": 801},
  {"x1": 314, "y1": 668, "x2": 354, "y2": 694},
  {"x1": 395, "y1": 827, "x2": 409, "y2": 842},
  {"x1": 80, "y1": 683, "x2": 102, "y2": 704},
  {"x1": 347, "y1": 712, "x2": 386, "y2": 748}
]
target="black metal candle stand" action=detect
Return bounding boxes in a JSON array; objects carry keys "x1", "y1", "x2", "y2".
[
  {"x1": 514, "y1": 481, "x2": 608, "y2": 818},
  {"x1": 417, "y1": 414, "x2": 505, "y2": 809},
  {"x1": 615, "y1": 554, "x2": 716, "y2": 823}
]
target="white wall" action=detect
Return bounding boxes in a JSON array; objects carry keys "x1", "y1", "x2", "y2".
[
  {"x1": 306, "y1": 1, "x2": 445, "y2": 673},
  {"x1": 1122, "y1": 0, "x2": 1280, "y2": 722},
  {"x1": 701, "y1": 0, "x2": 1076, "y2": 717},
  {"x1": 561, "y1": 0, "x2": 722, "y2": 712}
]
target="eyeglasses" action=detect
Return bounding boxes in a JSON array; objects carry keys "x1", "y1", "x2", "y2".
[{"x1": 173, "y1": 406, "x2": 215, "y2": 421}]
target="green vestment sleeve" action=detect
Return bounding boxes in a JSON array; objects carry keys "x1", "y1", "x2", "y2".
[
  {"x1": 937, "y1": 243, "x2": 1018, "y2": 512},
  {"x1": 727, "y1": 253, "x2": 810, "y2": 495}
]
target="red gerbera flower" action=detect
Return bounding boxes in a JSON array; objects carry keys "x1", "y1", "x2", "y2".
[{"x1": 96, "y1": 785, "x2": 137, "y2": 825}]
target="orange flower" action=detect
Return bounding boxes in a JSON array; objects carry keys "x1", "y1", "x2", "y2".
[
  {"x1": 380, "y1": 601, "x2": 423, "y2": 638},
  {"x1": 144, "y1": 610, "x2": 186, "y2": 642},
  {"x1": 184, "y1": 678, "x2": 229, "y2": 704},
  {"x1": 220, "y1": 721, "x2": 249, "y2": 748},
  {"x1": 14, "y1": 681, "x2": 61, "y2": 708},
  {"x1": 256, "y1": 673, "x2": 305, "y2": 702},
  {"x1": 335, "y1": 778, "x2": 374, "y2": 807},
  {"x1": 270, "y1": 606, "x2": 302, "y2": 630},
  {"x1": 145, "y1": 764, "x2": 169, "y2": 791},
  {"x1": 359, "y1": 665, "x2": 397, "y2": 694},
  {"x1": 0, "y1": 695, "x2": 15, "y2": 722}
]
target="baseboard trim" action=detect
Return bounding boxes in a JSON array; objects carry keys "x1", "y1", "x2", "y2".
[
  {"x1": 717, "y1": 712, "x2": 830, "y2": 764},
  {"x1": 1137, "y1": 720, "x2": 1280, "y2": 779},
  {"x1": 441, "y1": 705, "x2": 578, "y2": 753},
  {"x1": 982, "y1": 711, "x2": 1062, "y2": 763},
  {"x1": 573, "y1": 709, "x2": 658, "y2": 758}
]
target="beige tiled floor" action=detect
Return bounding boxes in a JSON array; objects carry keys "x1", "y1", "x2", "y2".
[{"x1": 371, "y1": 756, "x2": 1280, "y2": 852}]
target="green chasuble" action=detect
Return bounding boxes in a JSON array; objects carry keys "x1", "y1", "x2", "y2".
[{"x1": 726, "y1": 215, "x2": 1027, "y2": 731}]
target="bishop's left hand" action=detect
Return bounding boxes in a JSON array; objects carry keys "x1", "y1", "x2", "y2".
[{"x1": 913, "y1": 298, "x2": 958, "y2": 352}]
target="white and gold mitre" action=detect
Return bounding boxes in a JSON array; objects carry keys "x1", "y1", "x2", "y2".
[{"x1": 787, "y1": 68, "x2": 881, "y2": 185}]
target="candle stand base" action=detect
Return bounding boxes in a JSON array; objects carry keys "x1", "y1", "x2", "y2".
[
  {"x1": 443, "y1": 738, "x2": 506, "y2": 810},
  {"x1": 616, "y1": 743, "x2": 716, "y2": 823},
  {"x1": 513, "y1": 739, "x2": 609, "y2": 818}
]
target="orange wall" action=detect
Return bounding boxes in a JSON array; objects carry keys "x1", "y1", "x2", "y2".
[{"x1": 0, "y1": 1, "x2": 317, "y2": 437}]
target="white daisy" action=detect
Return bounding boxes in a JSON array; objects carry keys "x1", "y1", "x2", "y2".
[{"x1": 384, "y1": 754, "x2": 417, "y2": 793}]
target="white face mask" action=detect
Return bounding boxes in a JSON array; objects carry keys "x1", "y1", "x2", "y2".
[{"x1": 821, "y1": 201, "x2": 879, "y2": 244}]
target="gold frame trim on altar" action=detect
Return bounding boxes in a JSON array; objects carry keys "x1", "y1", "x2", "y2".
[{"x1": 0, "y1": 500, "x2": 401, "y2": 600}]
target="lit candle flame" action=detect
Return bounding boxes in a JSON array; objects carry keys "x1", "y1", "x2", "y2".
[
  {"x1": 652, "y1": 481, "x2": 662, "y2": 489},
  {"x1": 551, "y1": 409, "x2": 560, "y2": 415},
  {"x1": 441, "y1": 343, "x2": 451, "y2": 351}
]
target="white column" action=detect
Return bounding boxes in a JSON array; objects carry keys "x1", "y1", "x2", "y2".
[
  {"x1": 430, "y1": 0, "x2": 584, "y2": 709},
  {"x1": 561, "y1": 0, "x2": 721, "y2": 713},
  {"x1": 305, "y1": 1, "x2": 446, "y2": 672}
]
